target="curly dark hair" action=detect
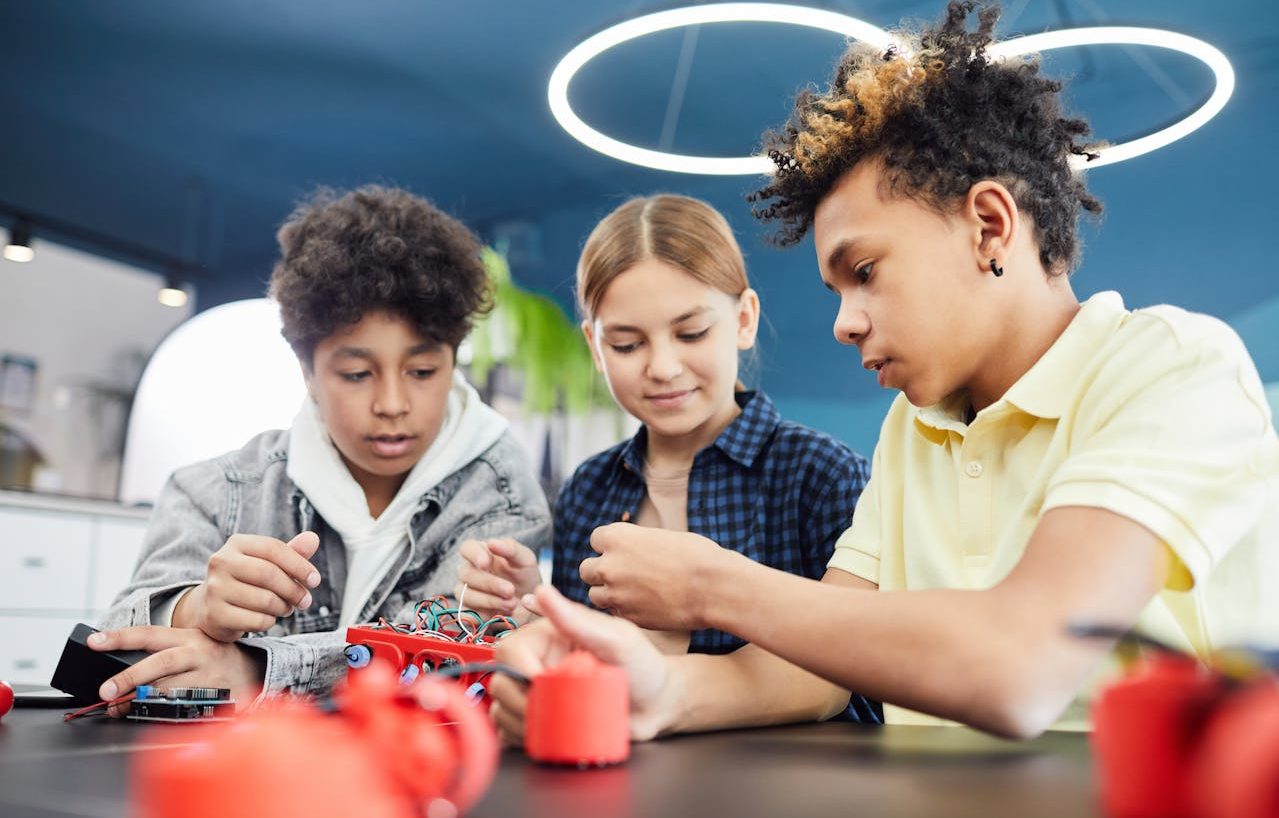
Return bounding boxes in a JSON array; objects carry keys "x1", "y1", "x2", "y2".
[
  {"x1": 749, "y1": 1, "x2": 1103, "y2": 274},
  {"x1": 268, "y1": 185, "x2": 492, "y2": 366}
]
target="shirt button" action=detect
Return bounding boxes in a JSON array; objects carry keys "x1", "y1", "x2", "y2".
[{"x1": 964, "y1": 461, "x2": 984, "y2": 478}]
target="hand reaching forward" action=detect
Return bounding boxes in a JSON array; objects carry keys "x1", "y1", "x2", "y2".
[{"x1": 489, "y1": 585, "x2": 680, "y2": 745}]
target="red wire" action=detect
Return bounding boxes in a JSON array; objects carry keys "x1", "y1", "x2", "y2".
[{"x1": 64, "y1": 692, "x2": 137, "y2": 722}]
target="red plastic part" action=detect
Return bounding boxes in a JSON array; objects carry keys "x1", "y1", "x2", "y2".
[
  {"x1": 345, "y1": 625, "x2": 500, "y2": 709},
  {"x1": 0, "y1": 680, "x2": 13, "y2": 721},
  {"x1": 1193, "y1": 680, "x2": 1279, "y2": 818},
  {"x1": 133, "y1": 662, "x2": 498, "y2": 818},
  {"x1": 336, "y1": 661, "x2": 500, "y2": 815},
  {"x1": 1091, "y1": 654, "x2": 1225, "y2": 818},
  {"x1": 525, "y1": 651, "x2": 629, "y2": 766}
]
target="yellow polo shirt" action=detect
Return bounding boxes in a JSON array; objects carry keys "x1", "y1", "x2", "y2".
[{"x1": 829, "y1": 291, "x2": 1279, "y2": 728}]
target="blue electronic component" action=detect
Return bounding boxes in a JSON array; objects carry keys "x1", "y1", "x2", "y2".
[{"x1": 345, "y1": 644, "x2": 372, "y2": 669}]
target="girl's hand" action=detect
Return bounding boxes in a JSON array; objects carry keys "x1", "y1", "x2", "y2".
[
  {"x1": 174, "y1": 532, "x2": 321, "y2": 642},
  {"x1": 88, "y1": 626, "x2": 266, "y2": 716},
  {"x1": 455, "y1": 538, "x2": 542, "y2": 620},
  {"x1": 489, "y1": 585, "x2": 680, "y2": 745}
]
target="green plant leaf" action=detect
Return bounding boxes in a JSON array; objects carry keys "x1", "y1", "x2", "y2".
[{"x1": 470, "y1": 248, "x2": 611, "y2": 415}]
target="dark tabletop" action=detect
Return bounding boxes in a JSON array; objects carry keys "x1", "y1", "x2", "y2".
[{"x1": 0, "y1": 705, "x2": 1101, "y2": 818}]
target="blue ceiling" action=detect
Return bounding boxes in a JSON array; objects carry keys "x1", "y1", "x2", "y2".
[{"x1": 3, "y1": 0, "x2": 1278, "y2": 418}]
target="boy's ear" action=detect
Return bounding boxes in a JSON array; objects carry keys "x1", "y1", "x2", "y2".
[
  {"x1": 966, "y1": 180, "x2": 1020, "y2": 271},
  {"x1": 580, "y1": 319, "x2": 605, "y2": 374},
  {"x1": 736, "y1": 288, "x2": 761, "y2": 351}
]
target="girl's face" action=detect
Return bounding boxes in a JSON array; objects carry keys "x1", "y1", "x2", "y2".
[
  {"x1": 583, "y1": 258, "x2": 759, "y2": 451},
  {"x1": 305, "y1": 310, "x2": 454, "y2": 502}
]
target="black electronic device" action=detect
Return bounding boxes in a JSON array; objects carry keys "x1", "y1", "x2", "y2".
[{"x1": 49, "y1": 622, "x2": 148, "y2": 704}]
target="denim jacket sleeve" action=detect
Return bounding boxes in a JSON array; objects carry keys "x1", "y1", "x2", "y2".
[
  {"x1": 445, "y1": 455, "x2": 553, "y2": 569},
  {"x1": 242, "y1": 631, "x2": 350, "y2": 698},
  {"x1": 98, "y1": 457, "x2": 229, "y2": 630}
]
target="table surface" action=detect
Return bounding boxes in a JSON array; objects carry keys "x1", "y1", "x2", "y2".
[{"x1": 0, "y1": 705, "x2": 1101, "y2": 818}]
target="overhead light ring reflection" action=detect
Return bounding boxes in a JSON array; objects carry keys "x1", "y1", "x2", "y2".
[
  {"x1": 549, "y1": 9, "x2": 1234, "y2": 174},
  {"x1": 547, "y1": 3, "x2": 896, "y2": 175},
  {"x1": 989, "y1": 27, "x2": 1235, "y2": 169}
]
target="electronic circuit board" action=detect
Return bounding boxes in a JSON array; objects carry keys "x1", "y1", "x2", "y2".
[{"x1": 128, "y1": 686, "x2": 236, "y2": 723}]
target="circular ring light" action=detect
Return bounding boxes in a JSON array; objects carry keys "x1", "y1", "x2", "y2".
[
  {"x1": 550, "y1": 9, "x2": 1234, "y2": 174},
  {"x1": 989, "y1": 27, "x2": 1235, "y2": 169},
  {"x1": 547, "y1": 3, "x2": 895, "y2": 175}
]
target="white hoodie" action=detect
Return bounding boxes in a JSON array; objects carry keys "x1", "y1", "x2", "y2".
[{"x1": 287, "y1": 370, "x2": 508, "y2": 627}]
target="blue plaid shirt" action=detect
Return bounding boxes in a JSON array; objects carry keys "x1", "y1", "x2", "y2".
[{"x1": 551, "y1": 391, "x2": 881, "y2": 723}]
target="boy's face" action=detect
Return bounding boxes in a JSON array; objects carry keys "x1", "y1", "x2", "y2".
[
  {"x1": 582, "y1": 257, "x2": 757, "y2": 448},
  {"x1": 305, "y1": 310, "x2": 454, "y2": 499},
  {"x1": 812, "y1": 159, "x2": 996, "y2": 408}
]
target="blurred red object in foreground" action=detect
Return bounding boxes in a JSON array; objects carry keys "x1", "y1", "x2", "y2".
[
  {"x1": 1192, "y1": 679, "x2": 1279, "y2": 818},
  {"x1": 133, "y1": 662, "x2": 498, "y2": 818},
  {"x1": 1092, "y1": 654, "x2": 1223, "y2": 818},
  {"x1": 1093, "y1": 653, "x2": 1279, "y2": 818},
  {"x1": 0, "y1": 680, "x2": 13, "y2": 721}
]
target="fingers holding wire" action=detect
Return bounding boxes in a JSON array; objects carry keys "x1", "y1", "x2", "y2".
[
  {"x1": 456, "y1": 538, "x2": 542, "y2": 617},
  {"x1": 454, "y1": 572, "x2": 518, "y2": 618}
]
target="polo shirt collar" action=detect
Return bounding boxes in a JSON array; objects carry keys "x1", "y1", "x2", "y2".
[
  {"x1": 914, "y1": 392, "x2": 971, "y2": 442},
  {"x1": 1003, "y1": 290, "x2": 1127, "y2": 419},
  {"x1": 914, "y1": 290, "x2": 1128, "y2": 441},
  {"x1": 616, "y1": 390, "x2": 779, "y2": 472}
]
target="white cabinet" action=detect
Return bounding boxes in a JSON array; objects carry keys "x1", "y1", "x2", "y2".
[
  {"x1": 0, "y1": 615, "x2": 84, "y2": 685},
  {"x1": 0, "y1": 492, "x2": 150, "y2": 685},
  {"x1": 90, "y1": 516, "x2": 149, "y2": 613},
  {"x1": 0, "y1": 507, "x2": 93, "y2": 612}
]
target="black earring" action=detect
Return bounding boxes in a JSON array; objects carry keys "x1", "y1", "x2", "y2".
[{"x1": 989, "y1": 258, "x2": 1004, "y2": 277}]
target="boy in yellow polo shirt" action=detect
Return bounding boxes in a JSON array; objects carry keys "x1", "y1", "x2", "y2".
[{"x1": 487, "y1": 1, "x2": 1278, "y2": 740}]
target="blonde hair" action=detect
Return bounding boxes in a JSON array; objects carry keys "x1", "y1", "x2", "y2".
[{"x1": 577, "y1": 195, "x2": 749, "y2": 318}]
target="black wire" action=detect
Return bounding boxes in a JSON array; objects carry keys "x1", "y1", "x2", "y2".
[
  {"x1": 1067, "y1": 622, "x2": 1181, "y2": 654},
  {"x1": 429, "y1": 662, "x2": 530, "y2": 686}
]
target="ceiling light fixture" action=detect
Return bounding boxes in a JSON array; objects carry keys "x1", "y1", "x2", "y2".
[
  {"x1": 4, "y1": 220, "x2": 34, "y2": 263},
  {"x1": 548, "y1": 3, "x2": 896, "y2": 175},
  {"x1": 158, "y1": 277, "x2": 189, "y2": 308},
  {"x1": 549, "y1": 7, "x2": 1234, "y2": 174},
  {"x1": 989, "y1": 27, "x2": 1235, "y2": 169}
]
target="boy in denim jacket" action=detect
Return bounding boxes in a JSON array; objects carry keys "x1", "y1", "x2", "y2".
[{"x1": 92, "y1": 186, "x2": 550, "y2": 707}]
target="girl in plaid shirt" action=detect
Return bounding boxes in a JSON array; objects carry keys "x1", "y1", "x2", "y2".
[{"x1": 458, "y1": 194, "x2": 880, "y2": 724}]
